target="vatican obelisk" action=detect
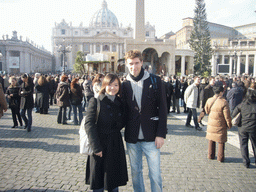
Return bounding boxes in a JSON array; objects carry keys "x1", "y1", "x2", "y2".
[{"x1": 135, "y1": 0, "x2": 145, "y2": 41}]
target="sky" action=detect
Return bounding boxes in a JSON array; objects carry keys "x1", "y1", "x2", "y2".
[{"x1": 0, "y1": 0, "x2": 255, "y2": 52}]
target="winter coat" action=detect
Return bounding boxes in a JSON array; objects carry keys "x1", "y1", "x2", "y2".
[
  {"x1": 85, "y1": 94, "x2": 128, "y2": 191},
  {"x1": 172, "y1": 79, "x2": 181, "y2": 98},
  {"x1": 70, "y1": 84, "x2": 83, "y2": 105},
  {"x1": 121, "y1": 74, "x2": 167, "y2": 143},
  {"x1": 180, "y1": 81, "x2": 188, "y2": 100},
  {"x1": 184, "y1": 83, "x2": 199, "y2": 109},
  {"x1": 205, "y1": 95, "x2": 232, "y2": 143},
  {"x1": 232, "y1": 100, "x2": 256, "y2": 133},
  {"x1": 226, "y1": 87, "x2": 244, "y2": 112},
  {"x1": 0, "y1": 85, "x2": 7, "y2": 118},
  {"x1": 56, "y1": 82, "x2": 70, "y2": 107},
  {"x1": 35, "y1": 82, "x2": 50, "y2": 109},
  {"x1": 19, "y1": 81, "x2": 34, "y2": 110},
  {"x1": 6, "y1": 86, "x2": 21, "y2": 109},
  {"x1": 83, "y1": 80, "x2": 94, "y2": 97}
]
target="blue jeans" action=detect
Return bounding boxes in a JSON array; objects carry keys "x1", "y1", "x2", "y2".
[
  {"x1": 67, "y1": 106, "x2": 72, "y2": 120},
  {"x1": 126, "y1": 141, "x2": 162, "y2": 192},
  {"x1": 20, "y1": 108, "x2": 32, "y2": 131},
  {"x1": 72, "y1": 104, "x2": 83, "y2": 125},
  {"x1": 186, "y1": 108, "x2": 199, "y2": 128}
]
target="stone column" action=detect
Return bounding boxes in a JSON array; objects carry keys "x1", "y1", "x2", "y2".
[
  {"x1": 245, "y1": 54, "x2": 249, "y2": 74},
  {"x1": 120, "y1": 44, "x2": 123, "y2": 59},
  {"x1": 6, "y1": 51, "x2": 9, "y2": 73},
  {"x1": 116, "y1": 44, "x2": 119, "y2": 59},
  {"x1": 90, "y1": 44, "x2": 93, "y2": 54},
  {"x1": 211, "y1": 54, "x2": 216, "y2": 76},
  {"x1": 100, "y1": 44, "x2": 103, "y2": 53},
  {"x1": 135, "y1": 0, "x2": 145, "y2": 41},
  {"x1": 181, "y1": 55, "x2": 185, "y2": 76},
  {"x1": 237, "y1": 55, "x2": 241, "y2": 76},
  {"x1": 254, "y1": 55, "x2": 256, "y2": 77},
  {"x1": 110, "y1": 44, "x2": 112, "y2": 52},
  {"x1": 229, "y1": 56, "x2": 233, "y2": 76},
  {"x1": 94, "y1": 44, "x2": 96, "y2": 54},
  {"x1": 221, "y1": 54, "x2": 225, "y2": 64}
]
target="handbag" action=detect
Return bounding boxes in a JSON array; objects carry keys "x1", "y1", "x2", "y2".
[
  {"x1": 79, "y1": 98, "x2": 100, "y2": 155},
  {"x1": 232, "y1": 112, "x2": 241, "y2": 126}
]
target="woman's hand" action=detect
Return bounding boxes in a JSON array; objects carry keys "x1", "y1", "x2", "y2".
[{"x1": 95, "y1": 151, "x2": 103, "y2": 157}]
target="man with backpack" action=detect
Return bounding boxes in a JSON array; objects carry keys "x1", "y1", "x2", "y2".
[{"x1": 121, "y1": 50, "x2": 167, "y2": 192}]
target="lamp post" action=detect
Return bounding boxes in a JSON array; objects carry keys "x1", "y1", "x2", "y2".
[
  {"x1": 56, "y1": 38, "x2": 72, "y2": 73},
  {"x1": 229, "y1": 46, "x2": 242, "y2": 76}
]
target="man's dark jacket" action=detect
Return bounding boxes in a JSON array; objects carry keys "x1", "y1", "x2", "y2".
[
  {"x1": 201, "y1": 84, "x2": 214, "y2": 108},
  {"x1": 121, "y1": 75, "x2": 167, "y2": 143},
  {"x1": 226, "y1": 87, "x2": 243, "y2": 112}
]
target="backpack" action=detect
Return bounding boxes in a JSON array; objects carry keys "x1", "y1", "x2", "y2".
[{"x1": 79, "y1": 98, "x2": 100, "y2": 155}]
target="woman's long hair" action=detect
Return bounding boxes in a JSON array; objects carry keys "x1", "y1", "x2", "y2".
[
  {"x1": 245, "y1": 89, "x2": 256, "y2": 103},
  {"x1": 70, "y1": 78, "x2": 79, "y2": 89},
  {"x1": 99, "y1": 74, "x2": 121, "y2": 96},
  {"x1": 92, "y1": 73, "x2": 104, "y2": 86},
  {"x1": 38, "y1": 76, "x2": 47, "y2": 86}
]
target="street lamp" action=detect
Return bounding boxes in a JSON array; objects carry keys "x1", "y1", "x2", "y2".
[
  {"x1": 229, "y1": 46, "x2": 242, "y2": 75},
  {"x1": 56, "y1": 38, "x2": 72, "y2": 73}
]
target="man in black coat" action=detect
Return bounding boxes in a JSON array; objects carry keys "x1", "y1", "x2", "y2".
[
  {"x1": 170, "y1": 75, "x2": 181, "y2": 114},
  {"x1": 122, "y1": 50, "x2": 167, "y2": 192},
  {"x1": 198, "y1": 77, "x2": 215, "y2": 126}
]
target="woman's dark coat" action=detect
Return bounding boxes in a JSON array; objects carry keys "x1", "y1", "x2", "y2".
[
  {"x1": 56, "y1": 82, "x2": 70, "y2": 107},
  {"x1": 70, "y1": 84, "x2": 83, "y2": 105},
  {"x1": 85, "y1": 94, "x2": 128, "y2": 191},
  {"x1": 19, "y1": 81, "x2": 34, "y2": 109},
  {"x1": 6, "y1": 86, "x2": 21, "y2": 109},
  {"x1": 232, "y1": 100, "x2": 256, "y2": 133},
  {"x1": 35, "y1": 82, "x2": 50, "y2": 109}
]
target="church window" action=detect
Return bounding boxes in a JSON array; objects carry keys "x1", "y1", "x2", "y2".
[
  {"x1": 97, "y1": 31, "x2": 100, "y2": 34},
  {"x1": 75, "y1": 31, "x2": 78, "y2": 35},
  {"x1": 61, "y1": 29, "x2": 66, "y2": 35},
  {"x1": 103, "y1": 45, "x2": 109, "y2": 51},
  {"x1": 113, "y1": 32, "x2": 116, "y2": 34},
  {"x1": 112, "y1": 44, "x2": 116, "y2": 52},
  {"x1": 96, "y1": 45, "x2": 100, "y2": 53},
  {"x1": 146, "y1": 31, "x2": 149, "y2": 36},
  {"x1": 84, "y1": 44, "x2": 89, "y2": 52}
]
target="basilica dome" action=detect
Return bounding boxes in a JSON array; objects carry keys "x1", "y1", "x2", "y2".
[{"x1": 90, "y1": 0, "x2": 119, "y2": 28}]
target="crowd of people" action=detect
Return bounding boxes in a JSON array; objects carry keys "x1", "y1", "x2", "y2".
[{"x1": 1, "y1": 49, "x2": 256, "y2": 191}]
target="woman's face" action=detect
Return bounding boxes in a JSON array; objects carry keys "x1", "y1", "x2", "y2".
[
  {"x1": 11, "y1": 79, "x2": 17, "y2": 85},
  {"x1": 22, "y1": 77, "x2": 28, "y2": 83},
  {"x1": 106, "y1": 79, "x2": 119, "y2": 96}
]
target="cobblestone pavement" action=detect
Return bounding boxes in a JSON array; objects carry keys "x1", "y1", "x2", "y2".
[{"x1": 1, "y1": 105, "x2": 256, "y2": 192}]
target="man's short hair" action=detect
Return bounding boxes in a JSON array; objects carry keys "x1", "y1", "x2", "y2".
[{"x1": 124, "y1": 50, "x2": 142, "y2": 61}]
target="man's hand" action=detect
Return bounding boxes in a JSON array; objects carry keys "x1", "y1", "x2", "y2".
[
  {"x1": 155, "y1": 137, "x2": 164, "y2": 149},
  {"x1": 95, "y1": 151, "x2": 103, "y2": 157}
]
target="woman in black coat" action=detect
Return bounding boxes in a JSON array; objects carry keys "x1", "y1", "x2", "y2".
[
  {"x1": 232, "y1": 89, "x2": 256, "y2": 168},
  {"x1": 85, "y1": 74, "x2": 128, "y2": 192},
  {"x1": 35, "y1": 75, "x2": 50, "y2": 114},
  {"x1": 19, "y1": 74, "x2": 34, "y2": 132},
  {"x1": 56, "y1": 75, "x2": 70, "y2": 124},
  {"x1": 70, "y1": 78, "x2": 83, "y2": 125},
  {"x1": 6, "y1": 76, "x2": 23, "y2": 128}
]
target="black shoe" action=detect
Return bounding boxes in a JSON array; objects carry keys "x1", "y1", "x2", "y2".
[
  {"x1": 23, "y1": 125, "x2": 28, "y2": 129},
  {"x1": 27, "y1": 128, "x2": 31, "y2": 132},
  {"x1": 195, "y1": 126, "x2": 202, "y2": 131},
  {"x1": 170, "y1": 111, "x2": 175, "y2": 113},
  {"x1": 186, "y1": 124, "x2": 194, "y2": 128},
  {"x1": 199, "y1": 122, "x2": 205, "y2": 126},
  {"x1": 11, "y1": 125, "x2": 17, "y2": 128},
  {"x1": 177, "y1": 112, "x2": 180, "y2": 114}
]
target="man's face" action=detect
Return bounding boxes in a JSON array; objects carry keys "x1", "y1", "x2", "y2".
[
  {"x1": 195, "y1": 77, "x2": 200, "y2": 85},
  {"x1": 126, "y1": 57, "x2": 143, "y2": 77}
]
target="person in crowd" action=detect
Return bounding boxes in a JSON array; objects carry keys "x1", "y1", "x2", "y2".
[
  {"x1": 56, "y1": 75, "x2": 70, "y2": 125},
  {"x1": 184, "y1": 76, "x2": 202, "y2": 130},
  {"x1": 232, "y1": 89, "x2": 256, "y2": 168},
  {"x1": 85, "y1": 74, "x2": 128, "y2": 192},
  {"x1": 164, "y1": 76, "x2": 172, "y2": 113},
  {"x1": 70, "y1": 78, "x2": 83, "y2": 125},
  {"x1": 180, "y1": 76, "x2": 188, "y2": 113},
  {"x1": 198, "y1": 77, "x2": 215, "y2": 126},
  {"x1": 204, "y1": 85, "x2": 232, "y2": 162},
  {"x1": 35, "y1": 75, "x2": 50, "y2": 114},
  {"x1": 33, "y1": 73, "x2": 41, "y2": 113},
  {"x1": 92, "y1": 73, "x2": 104, "y2": 98},
  {"x1": 47, "y1": 76, "x2": 55, "y2": 106},
  {"x1": 121, "y1": 50, "x2": 167, "y2": 192},
  {"x1": 0, "y1": 80, "x2": 7, "y2": 119},
  {"x1": 171, "y1": 75, "x2": 181, "y2": 114},
  {"x1": 6, "y1": 76, "x2": 23, "y2": 128},
  {"x1": 19, "y1": 74, "x2": 34, "y2": 132},
  {"x1": 226, "y1": 82, "x2": 244, "y2": 114},
  {"x1": 83, "y1": 75, "x2": 94, "y2": 107},
  {"x1": 53, "y1": 77, "x2": 59, "y2": 104}
]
